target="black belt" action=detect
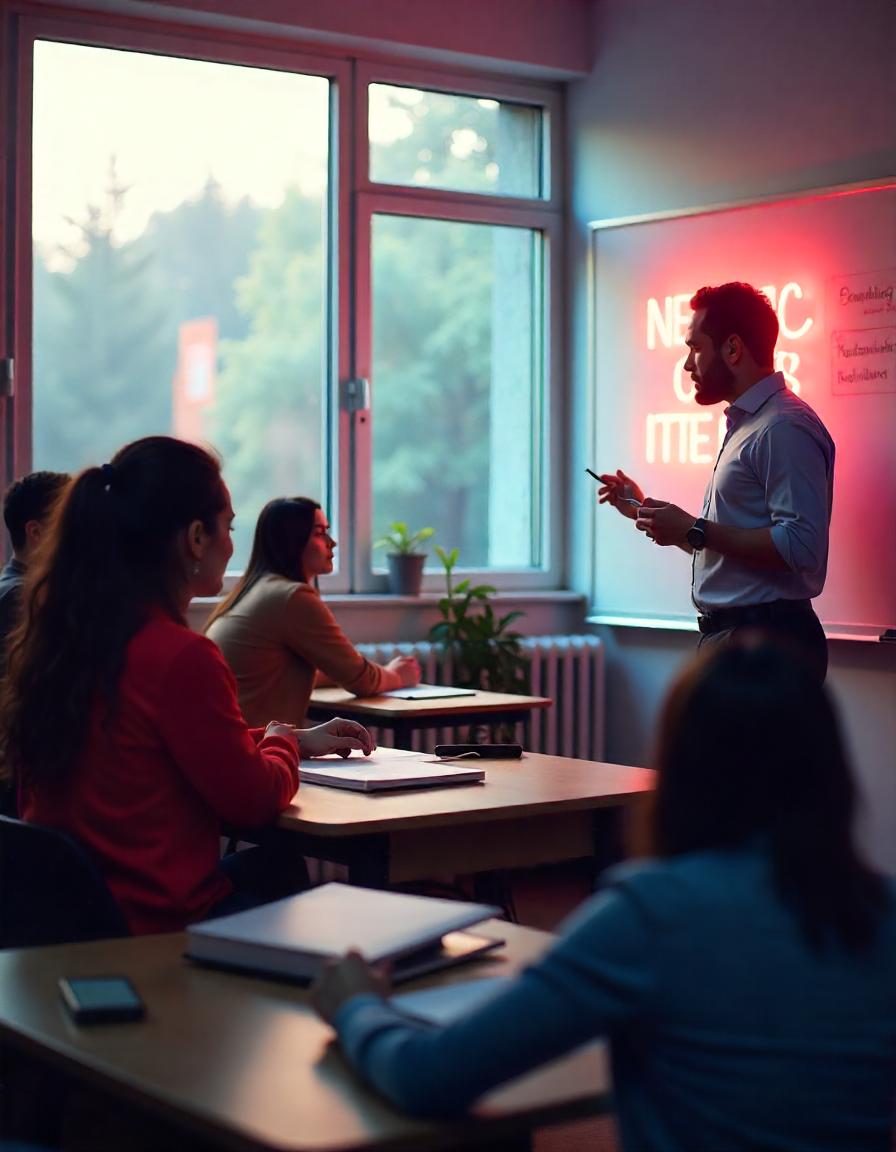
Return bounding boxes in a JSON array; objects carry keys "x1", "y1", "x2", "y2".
[{"x1": 697, "y1": 599, "x2": 813, "y2": 635}]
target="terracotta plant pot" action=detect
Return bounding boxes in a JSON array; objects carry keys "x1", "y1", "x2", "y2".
[{"x1": 386, "y1": 552, "x2": 426, "y2": 595}]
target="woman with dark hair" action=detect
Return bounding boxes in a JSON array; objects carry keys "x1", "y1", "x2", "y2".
[
  {"x1": 205, "y1": 498, "x2": 419, "y2": 727},
  {"x1": 312, "y1": 640, "x2": 896, "y2": 1152},
  {"x1": 0, "y1": 438, "x2": 373, "y2": 934}
]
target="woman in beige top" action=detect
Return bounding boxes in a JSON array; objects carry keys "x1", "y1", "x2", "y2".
[{"x1": 206, "y1": 498, "x2": 420, "y2": 727}]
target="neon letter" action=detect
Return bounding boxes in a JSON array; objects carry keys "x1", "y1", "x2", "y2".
[
  {"x1": 689, "y1": 414, "x2": 715, "y2": 464},
  {"x1": 672, "y1": 352, "x2": 695, "y2": 403},
  {"x1": 646, "y1": 297, "x2": 672, "y2": 350},
  {"x1": 778, "y1": 281, "x2": 813, "y2": 340},
  {"x1": 775, "y1": 349, "x2": 802, "y2": 394}
]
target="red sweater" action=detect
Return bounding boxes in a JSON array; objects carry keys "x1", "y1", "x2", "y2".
[{"x1": 22, "y1": 609, "x2": 300, "y2": 935}]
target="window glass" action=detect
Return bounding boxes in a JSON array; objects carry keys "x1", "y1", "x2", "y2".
[
  {"x1": 31, "y1": 41, "x2": 330, "y2": 567},
  {"x1": 369, "y1": 84, "x2": 543, "y2": 199},
  {"x1": 371, "y1": 214, "x2": 543, "y2": 569}
]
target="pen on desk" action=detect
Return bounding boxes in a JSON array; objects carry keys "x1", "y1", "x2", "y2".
[{"x1": 585, "y1": 468, "x2": 643, "y2": 508}]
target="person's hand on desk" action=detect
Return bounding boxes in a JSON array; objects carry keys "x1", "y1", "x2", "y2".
[
  {"x1": 263, "y1": 722, "x2": 300, "y2": 753},
  {"x1": 312, "y1": 950, "x2": 391, "y2": 1024},
  {"x1": 385, "y1": 654, "x2": 421, "y2": 689},
  {"x1": 299, "y1": 718, "x2": 377, "y2": 759}
]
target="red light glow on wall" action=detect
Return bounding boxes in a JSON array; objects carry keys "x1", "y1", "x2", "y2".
[
  {"x1": 644, "y1": 282, "x2": 813, "y2": 464},
  {"x1": 591, "y1": 182, "x2": 896, "y2": 629}
]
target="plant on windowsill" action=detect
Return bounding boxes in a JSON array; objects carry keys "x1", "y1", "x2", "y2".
[
  {"x1": 428, "y1": 546, "x2": 531, "y2": 725},
  {"x1": 374, "y1": 522, "x2": 435, "y2": 596}
]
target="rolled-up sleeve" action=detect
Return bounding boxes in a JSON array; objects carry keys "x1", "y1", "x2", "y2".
[{"x1": 756, "y1": 420, "x2": 834, "y2": 576}]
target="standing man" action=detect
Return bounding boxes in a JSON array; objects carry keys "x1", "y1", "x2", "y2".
[
  {"x1": 599, "y1": 282, "x2": 834, "y2": 682},
  {"x1": 0, "y1": 471, "x2": 69, "y2": 659}
]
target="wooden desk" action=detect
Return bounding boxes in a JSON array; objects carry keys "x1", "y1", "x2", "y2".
[
  {"x1": 0, "y1": 923, "x2": 609, "y2": 1152},
  {"x1": 307, "y1": 686, "x2": 552, "y2": 749},
  {"x1": 279, "y1": 753, "x2": 654, "y2": 886}
]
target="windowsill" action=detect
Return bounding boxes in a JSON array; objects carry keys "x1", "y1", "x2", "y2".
[
  {"x1": 325, "y1": 589, "x2": 584, "y2": 607},
  {"x1": 586, "y1": 613, "x2": 892, "y2": 643},
  {"x1": 193, "y1": 588, "x2": 584, "y2": 609},
  {"x1": 189, "y1": 588, "x2": 587, "y2": 642}
]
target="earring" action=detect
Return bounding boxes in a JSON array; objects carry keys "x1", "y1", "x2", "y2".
[{"x1": 193, "y1": 561, "x2": 200, "y2": 576}]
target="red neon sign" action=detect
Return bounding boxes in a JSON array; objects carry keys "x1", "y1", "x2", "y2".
[{"x1": 643, "y1": 281, "x2": 813, "y2": 464}]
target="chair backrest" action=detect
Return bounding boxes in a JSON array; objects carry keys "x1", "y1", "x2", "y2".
[{"x1": 0, "y1": 816, "x2": 129, "y2": 948}]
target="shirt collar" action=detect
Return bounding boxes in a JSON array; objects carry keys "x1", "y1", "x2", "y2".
[{"x1": 728, "y1": 371, "x2": 785, "y2": 417}]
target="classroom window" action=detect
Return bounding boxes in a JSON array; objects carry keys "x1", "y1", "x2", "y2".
[
  {"x1": 368, "y1": 84, "x2": 545, "y2": 199},
  {"x1": 30, "y1": 40, "x2": 330, "y2": 569},
  {"x1": 370, "y1": 215, "x2": 543, "y2": 568},
  {"x1": 14, "y1": 24, "x2": 562, "y2": 590}
]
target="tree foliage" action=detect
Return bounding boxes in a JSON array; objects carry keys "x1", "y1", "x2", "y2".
[{"x1": 32, "y1": 90, "x2": 527, "y2": 567}]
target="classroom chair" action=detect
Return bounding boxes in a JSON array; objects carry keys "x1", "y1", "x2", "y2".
[{"x1": 0, "y1": 815, "x2": 128, "y2": 948}]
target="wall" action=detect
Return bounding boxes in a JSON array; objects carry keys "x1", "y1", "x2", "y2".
[
  {"x1": 187, "y1": 591, "x2": 585, "y2": 642},
  {"x1": 567, "y1": 0, "x2": 896, "y2": 871},
  {"x1": 22, "y1": 0, "x2": 595, "y2": 78}
]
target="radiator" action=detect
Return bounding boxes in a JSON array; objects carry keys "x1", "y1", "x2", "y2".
[{"x1": 356, "y1": 635, "x2": 604, "y2": 761}]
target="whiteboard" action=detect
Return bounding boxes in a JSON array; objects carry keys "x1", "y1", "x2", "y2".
[{"x1": 590, "y1": 180, "x2": 896, "y2": 638}]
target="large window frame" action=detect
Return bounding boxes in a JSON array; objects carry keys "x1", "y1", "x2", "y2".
[
  {"x1": 352, "y1": 60, "x2": 564, "y2": 592},
  {"x1": 1, "y1": 8, "x2": 564, "y2": 593}
]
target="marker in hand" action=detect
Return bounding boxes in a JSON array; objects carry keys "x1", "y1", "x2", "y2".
[{"x1": 585, "y1": 468, "x2": 642, "y2": 508}]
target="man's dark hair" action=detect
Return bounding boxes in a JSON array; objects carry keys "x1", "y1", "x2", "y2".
[
  {"x1": 3, "y1": 471, "x2": 70, "y2": 551},
  {"x1": 690, "y1": 282, "x2": 779, "y2": 367}
]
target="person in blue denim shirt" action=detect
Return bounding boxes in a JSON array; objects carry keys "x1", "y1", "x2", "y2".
[{"x1": 313, "y1": 639, "x2": 895, "y2": 1152}]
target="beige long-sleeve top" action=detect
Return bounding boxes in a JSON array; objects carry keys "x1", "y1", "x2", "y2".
[{"x1": 206, "y1": 574, "x2": 385, "y2": 727}]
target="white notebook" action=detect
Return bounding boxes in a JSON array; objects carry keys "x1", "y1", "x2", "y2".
[
  {"x1": 300, "y1": 749, "x2": 485, "y2": 792},
  {"x1": 378, "y1": 685, "x2": 477, "y2": 700},
  {"x1": 185, "y1": 882, "x2": 503, "y2": 982}
]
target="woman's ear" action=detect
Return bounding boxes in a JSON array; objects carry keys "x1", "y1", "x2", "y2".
[{"x1": 185, "y1": 519, "x2": 205, "y2": 561}]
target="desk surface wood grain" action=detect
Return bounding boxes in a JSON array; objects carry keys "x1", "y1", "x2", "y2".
[
  {"x1": 280, "y1": 753, "x2": 655, "y2": 836},
  {"x1": 309, "y1": 686, "x2": 552, "y2": 719},
  {"x1": 0, "y1": 922, "x2": 609, "y2": 1152}
]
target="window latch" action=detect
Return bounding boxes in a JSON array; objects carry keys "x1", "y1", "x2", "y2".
[
  {"x1": 340, "y1": 377, "x2": 369, "y2": 413},
  {"x1": 0, "y1": 358, "x2": 13, "y2": 398}
]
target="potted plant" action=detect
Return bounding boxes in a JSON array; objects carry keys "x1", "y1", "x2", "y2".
[
  {"x1": 374, "y1": 521, "x2": 434, "y2": 595},
  {"x1": 428, "y1": 544, "x2": 530, "y2": 704}
]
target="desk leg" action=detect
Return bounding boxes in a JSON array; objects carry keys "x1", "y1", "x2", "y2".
[
  {"x1": 393, "y1": 718, "x2": 412, "y2": 750},
  {"x1": 346, "y1": 834, "x2": 392, "y2": 889},
  {"x1": 591, "y1": 807, "x2": 625, "y2": 884},
  {"x1": 468, "y1": 1136, "x2": 531, "y2": 1151}
]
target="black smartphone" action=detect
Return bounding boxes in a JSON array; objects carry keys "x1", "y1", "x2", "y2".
[
  {"x1": 59, "y1": 975, "x2": 145, "y2": 1025},
  {"x1": 434, "y1": 743, "x2": 523, "y2": 759}
]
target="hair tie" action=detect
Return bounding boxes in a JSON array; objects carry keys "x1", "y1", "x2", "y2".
[{"x1": 100, "y1": 462, "x2": 116, "y2": 489}]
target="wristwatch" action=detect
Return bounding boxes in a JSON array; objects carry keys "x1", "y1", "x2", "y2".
[{"x1": 686, "y1": 517, "x2": 708, "y2": 551}]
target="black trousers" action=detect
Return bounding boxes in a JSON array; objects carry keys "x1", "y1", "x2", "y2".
[{"x1": 696, "y1": 600, "x2": 828, "y2": 684}]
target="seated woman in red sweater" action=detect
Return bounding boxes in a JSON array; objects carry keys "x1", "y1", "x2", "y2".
[{"x1": 0, "y1": 437, "x2": 373, "y2": 934}]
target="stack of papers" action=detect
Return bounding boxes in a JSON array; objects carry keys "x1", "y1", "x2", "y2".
[{"x1": 300, "y1": 749, "x2": 485, "y2": 792}]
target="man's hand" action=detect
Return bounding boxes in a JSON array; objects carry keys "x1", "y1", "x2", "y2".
[
  {"x1": 298, "y1": 718, "x2": 376, "y2": 759},
  {"x1": 311, "y1": 950, "x2": 391, "y2": 1024},
  {"x1": 635, "y1": 499, "x2": 695, "y2": 548},
  {"x1": 597, "y1": 469, "x2": 644, "y2": 521},
  {"x1": 387, "y1": 655, "x2": 421, "y2": 688}
]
